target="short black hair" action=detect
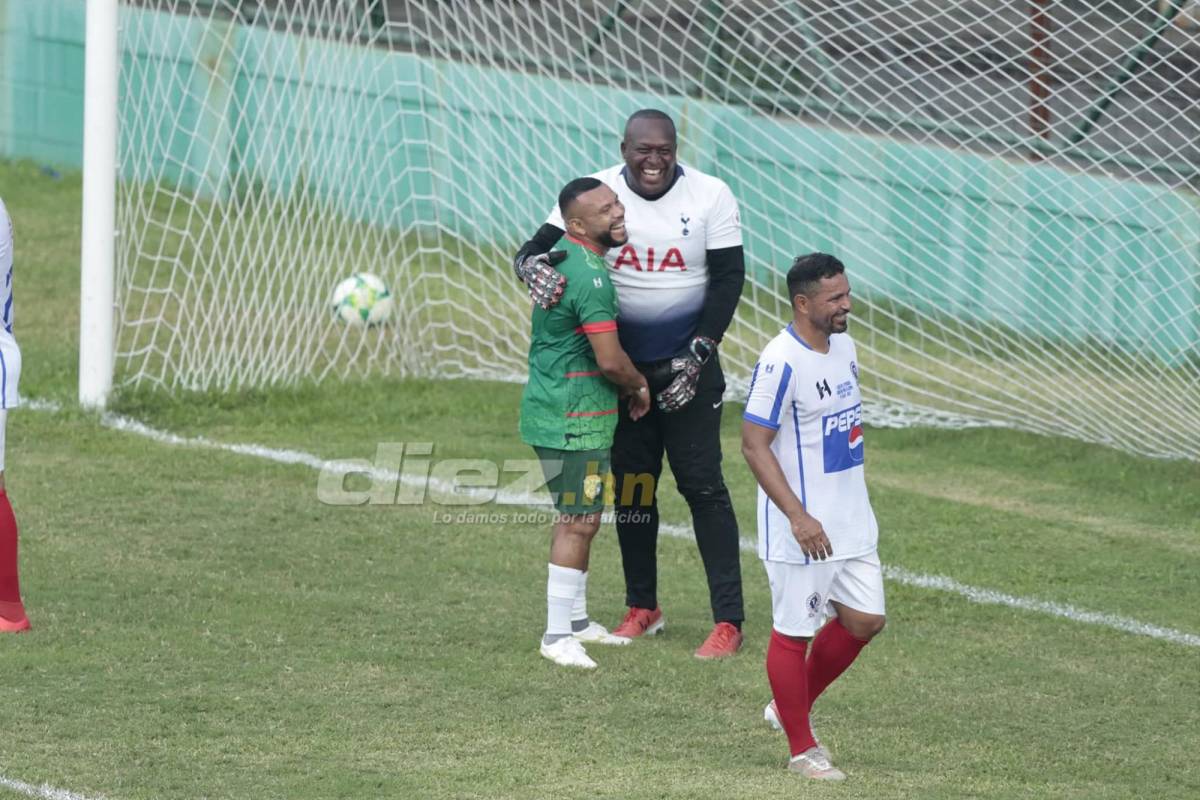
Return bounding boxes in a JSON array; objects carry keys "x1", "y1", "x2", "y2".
[
  {"x1": 558, "y1": 176, "x2": 604, "y2": 220},
  {"x1": 787, "y1": 252, "x2": 845, "y2": 299},
  {"x1": 624, "y1": 109, "x2": 676, "y2": 140}
]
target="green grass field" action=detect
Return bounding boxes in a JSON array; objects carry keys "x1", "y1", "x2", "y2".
[{"x1": 1, "y1": 158, "x2": 1199, "y2": 799}]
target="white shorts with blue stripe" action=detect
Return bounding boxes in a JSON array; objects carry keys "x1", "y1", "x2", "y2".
[
  {"x1": 0, "y1": 331, "x2": 20, "y2": 411},
  {"x1": 0, "y1": 331, "x2": 19, "y2": 472}
]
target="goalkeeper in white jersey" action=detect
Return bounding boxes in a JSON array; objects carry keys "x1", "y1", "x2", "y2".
[
  {"x1": 741, "y1": 253, "x2": 886, "y2": 781},
  {"x1": 0, "y1": 196, "x2": 28, "y2": 632}
]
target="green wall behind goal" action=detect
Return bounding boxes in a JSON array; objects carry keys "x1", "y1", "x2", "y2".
[
  {"x1": 0, "y1": 0, "x2": 86, "y2": 165},
  {"x1": 1, "y1": 0, "x2": 1196, "y2": 363}
]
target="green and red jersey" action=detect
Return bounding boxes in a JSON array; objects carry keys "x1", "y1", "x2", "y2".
[{"x1": 519, "y1": 236, "x2": 621, "y2": 451}]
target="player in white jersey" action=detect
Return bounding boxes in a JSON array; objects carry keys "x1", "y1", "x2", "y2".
[
  {"x1": 741, "y1": 253, "x2": 886, "y2": 780},
  {"x1": 514, "y1": 110, "x2": 748, "y2": 658},
  {"x1": 0, "y1": 196, "x2": 29, "y2": 632},
  {"x1": 541, "y1": 153, "x2": 742, "y2": 366}
]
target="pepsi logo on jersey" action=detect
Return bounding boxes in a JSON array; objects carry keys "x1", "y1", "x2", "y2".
[
  {"x1": 821, "y1": 403, "x2": 865, "y2": 474},
  {"x1": 848, "y1": 423, "x2": 864, "y2": 451}
]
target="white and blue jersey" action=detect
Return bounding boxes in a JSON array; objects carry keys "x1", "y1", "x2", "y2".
[
  {"x1": 743, "y1": 326, "x2": 877, "y2": 564},
  {"x1": 547, "y1": 163, "x2": 742, "y2": 362},
  {"x1": 0, "y1": 197, "x2": 21, "y2": 409}
]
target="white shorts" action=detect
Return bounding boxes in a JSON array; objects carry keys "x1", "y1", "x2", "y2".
[
  {"x1": 0, "y1": 332, "x2": 18, "y2": 473},
  {"x1": 763, "y1": 552, "x2": 886, "y2": 638},
  {"x1": 0, "y1": 332, "x2": 20, "y2": 410}
]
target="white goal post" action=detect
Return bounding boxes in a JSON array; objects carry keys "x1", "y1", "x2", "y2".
[
  {"x1": 79, "y1": 0, "x2": 119, "y2": 408},
  {"x1": 82, "y1": 1, "x2": 1200, "y2": 460}
]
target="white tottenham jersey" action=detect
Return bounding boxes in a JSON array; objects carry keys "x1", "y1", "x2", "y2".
[
  {"x1": 0, "y1": 197, "x2": 12, "y2": 335},
  {"x1": 743, "y1": 325, "x2": 878, "y2": 564},
  {"x1": 546, "y1": 163, "x2": 742, "y2": 362}
]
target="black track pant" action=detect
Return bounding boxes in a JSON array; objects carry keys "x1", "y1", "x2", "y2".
[{"x1": 612, "y1": 354, "x2": 744, "y2": 625}]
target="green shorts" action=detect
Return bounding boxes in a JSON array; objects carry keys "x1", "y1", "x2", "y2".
[{"x1": 532, "y1": 446, "x2": 611, "y2": 516}]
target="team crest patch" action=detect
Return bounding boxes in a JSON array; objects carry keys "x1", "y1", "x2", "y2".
[
  {"x1": 806, "y1": 592, "x2": 822, "y2": 617},
  {"x1": 583, "y1": 474, "x2": 603, "y2": 502},
  {"x1": 850, "y1": 361, "x2": 858, "y2": 382}
]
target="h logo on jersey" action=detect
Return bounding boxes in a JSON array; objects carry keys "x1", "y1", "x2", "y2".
[
  {"x1": 680, "y1": 214, "x2": 690, "y2": 236},
  {"x1": 816, "y1": 379, "x2": 832, "y2": 400},
  {"x1": 821, "y1": 403, "x2": 864, "y2": 473}
]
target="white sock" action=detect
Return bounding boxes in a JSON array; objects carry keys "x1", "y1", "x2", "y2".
[
  {"x1": 546, "y1": 563, "x2": 583, "y2": 641},
  {"x1": 571, "y1": 570, "x2": 589, "y2": 625}
]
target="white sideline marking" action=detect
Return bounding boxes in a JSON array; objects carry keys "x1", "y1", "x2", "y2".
[
  {"x1": 881, "y1": 566, "x2": 1200, "y2": 648},
  {"x1": 85, "y1": 409, "x2": 1200, "y2": 650},
  {"x1": 20, "y1": 398, "x2": 63, "y2": 412},
  {"x1": 0, "y1": 776, "x2": 101, "y2": 800}
]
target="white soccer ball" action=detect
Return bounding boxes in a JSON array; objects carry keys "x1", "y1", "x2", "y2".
[{"x1": 331, "y1": 272, "x2": 394, "y2": 326}]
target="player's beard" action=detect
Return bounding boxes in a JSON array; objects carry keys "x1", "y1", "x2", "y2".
[
  {"x1": 822, "y1": 310, "x2": 849, "y2": 335},
  {"x1": 597, "y1": 228, "x2": 628, "y2": 249}
]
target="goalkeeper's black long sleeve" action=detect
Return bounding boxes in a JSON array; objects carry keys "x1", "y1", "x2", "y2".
[
  {"x1": 696, "y1": 245, "x2": 746, "y2": 343},
  {"x1": 513, "y1": 223, "x2": 565, "y2": 270}
]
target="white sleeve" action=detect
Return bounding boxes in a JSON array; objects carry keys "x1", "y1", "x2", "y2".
[
  {"x1": 705, "y1": 181, "x2": 743, "y2": 250},
  {"x1": 0, "y1": 202, "x2": 10, "y2": 272},
  {"x1": 545, "y1": 203, "x2": 564, "y2": 229},
  {"x1": 743, "y1": 345, "x2": 793, "y2": 430}
]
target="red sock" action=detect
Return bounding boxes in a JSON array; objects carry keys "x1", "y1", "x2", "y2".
[
  {"x1": 766, "y1": 628, "x2": 816, "y2": 756},
  {"x1": 0, "y1": 490, "x2": 24, "y2": 620},
  {"x1": 806, "y1": 618, "x2": 868, "y2": 710}
]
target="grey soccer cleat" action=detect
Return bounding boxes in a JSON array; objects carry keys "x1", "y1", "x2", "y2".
[
  {"x1": 787, "y1": 747, "x2": 846, "y2": 781},
  {"x1": 764, "y1": 700, "x2": 831, "y2": 760}
]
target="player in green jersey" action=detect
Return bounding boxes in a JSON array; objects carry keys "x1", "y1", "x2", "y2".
[{"x1": 521, "y1": 177, "x2": 650, "y2": 669}]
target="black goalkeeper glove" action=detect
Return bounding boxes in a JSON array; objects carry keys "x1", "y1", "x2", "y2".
[
  {"x1": 513, "y1": 250, "x2": 567, "y2": 310},
  {"x1": 655, "y1": 336, "x2": 716, "y2": 413}
]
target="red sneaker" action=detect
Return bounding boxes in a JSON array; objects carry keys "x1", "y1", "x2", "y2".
[
  {"x1": 0, "y1": 612, "x2": 30, "y2": 633},
  {"x1": 611, "y1": 606, "x2": 664, "y2": 640},
  {"x1": 694, "y1": 621, "x2": 743, "y2": 659}
]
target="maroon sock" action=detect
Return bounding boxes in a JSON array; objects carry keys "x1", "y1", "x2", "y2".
[
  {"x1": 0, "y1": 490, "x2": 24, "y2": 619},
  {"x1": 806, "y1": 618, "x2": 868, "y2": 710},
  {"x1": 766, "y1": 628, "x2": 816, "y2": 756}
]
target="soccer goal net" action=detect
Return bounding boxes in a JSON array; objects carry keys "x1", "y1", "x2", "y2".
[{"x1": 106, "y1": 0, "x2": 1200, "y2": 460}]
